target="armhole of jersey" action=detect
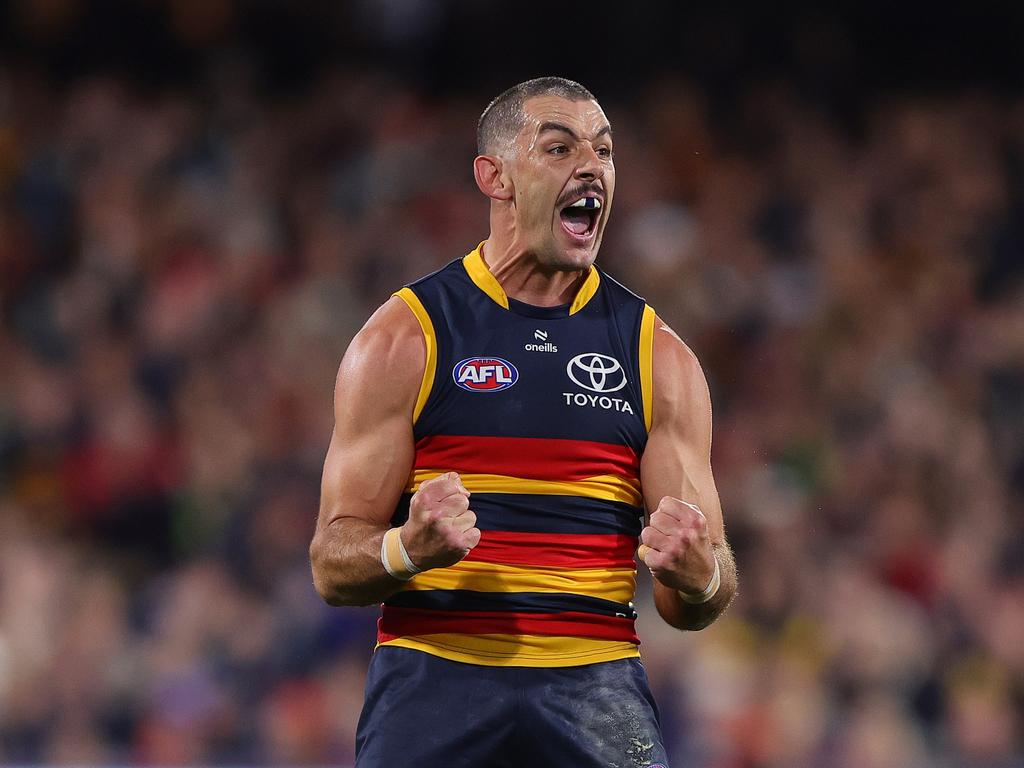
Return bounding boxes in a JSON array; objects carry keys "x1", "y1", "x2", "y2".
[
  {"x1": 393, "y1": 287, "x2": 437, "y2": 425},
  {"x1": 639, "y1": 304, "x2": 656, "y2": 433}
]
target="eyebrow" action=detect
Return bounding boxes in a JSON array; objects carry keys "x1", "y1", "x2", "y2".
[{"x1": 537, "y1": 121, "x2": 613, "y2": 142}]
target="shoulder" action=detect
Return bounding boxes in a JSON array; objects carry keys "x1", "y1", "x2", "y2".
[
  {"x1": 346, "y1": 295, "x2": 423, "y2": 367},
  {"x1": 652, "y1": 315, "x2": 703, "y2": 378},
  {"x1": 407, "y1": 257, "x2": 468, "y2": 293},
  {"x1": 651, "y1": 314, "x2": 711, "y2": 426},
  {"x1": 595, "y1": 267, "x2": 646, "y2": 305},
  {"x1": 334, "y1": 295, "x2": 425, "y2": 417}
]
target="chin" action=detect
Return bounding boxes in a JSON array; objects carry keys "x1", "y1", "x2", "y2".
[
  {"x1": 542, "y1": 246, "x2": 594, "y2": 272},
  {"x1": 546, "y1": 233, "x2": 602, "y2": 271},
  {"x1": 565, "y1": 246, "x2": 599, "y2": 269}
]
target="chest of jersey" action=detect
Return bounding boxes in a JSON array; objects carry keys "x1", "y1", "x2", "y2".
[{"x1": 414, "y1": 281, "x2": 647, "y2": 453}]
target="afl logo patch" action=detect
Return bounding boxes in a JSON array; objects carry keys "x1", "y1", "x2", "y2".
[{"x1": 453, "y1": 357, "x2": 519, "y2": 392}]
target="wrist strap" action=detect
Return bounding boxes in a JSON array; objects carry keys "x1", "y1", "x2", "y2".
[
  {"x1": 381, "y1": 527, "x2": 421, "y2": 581},
  {"x1": 678, "y1": 557, "x2": 721, "y2": 604}
]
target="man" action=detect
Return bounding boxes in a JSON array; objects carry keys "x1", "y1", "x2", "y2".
[{"x1": 310, "y1": 77, "x2": 738, "y2": 767}]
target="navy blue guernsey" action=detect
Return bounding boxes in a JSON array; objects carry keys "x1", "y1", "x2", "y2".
[{"x1": 379, "y1": 243, "x2": 657, "y2": 667}]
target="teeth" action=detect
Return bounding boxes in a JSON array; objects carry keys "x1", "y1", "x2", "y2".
[{"x1": 567, "y1": 197, "x2": 601, "y2": 210}]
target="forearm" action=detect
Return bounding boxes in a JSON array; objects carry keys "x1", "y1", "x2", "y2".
[
  {"x1": 310, "y1": 518, "x2": 406, "y2": 607},
  {"x1": 653, "y1": 541, "x2": 738, "y2": 631}
]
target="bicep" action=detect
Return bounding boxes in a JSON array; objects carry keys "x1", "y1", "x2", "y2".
[
  {"x1": 316, "y1": 297, "x2": 424, "y2": 530},
  {"x1": 639, "y1": 319, "x2": 725, "y2": 544}
]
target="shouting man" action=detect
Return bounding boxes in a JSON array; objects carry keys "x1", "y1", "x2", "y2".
[{"x1": 310, "y1": 77, "x2": 738, "y2": 767}]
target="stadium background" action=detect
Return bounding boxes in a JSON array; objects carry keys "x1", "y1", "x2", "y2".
[{"x1": 1, "y1": 2, "x2": 1023, "y2": 766}]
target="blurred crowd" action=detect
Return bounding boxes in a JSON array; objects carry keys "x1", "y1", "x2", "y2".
[{"x1": 0, "y1": 64, "x2": 1023, "y2": 768}]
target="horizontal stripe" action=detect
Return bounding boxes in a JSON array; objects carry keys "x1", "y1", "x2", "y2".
[
  {"x1": 399, "y1": 560, "x2": 636, "y2": 603},
  {"x1": 464, "y1": 530, "x2": 638, "y2": 569},
  {"x1": 464, "y1": 494, "x2": 644, "y2": 535},
  {"x1": 407, "y1": 470, "x2": 642, "y2": 507},
  {"x1": 413, "y1": 435, "x2": 639, "y2": 483},
  {"x1": 390, "y1": 493, "x2": 644, "y2": 536},
  {"x1": 375, "y1": 633, "x2": 640, "y2": 668},
  {"x1": 384, "y1": 590, "x2": 636, "y2": 619},
  {"x1": 379, "y1": 607, "x2": 639, "y2": 643}
]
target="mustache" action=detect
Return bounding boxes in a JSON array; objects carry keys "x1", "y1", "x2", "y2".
[{"x1": 557, "y1": 183, "x2": 605, "y2": 208}]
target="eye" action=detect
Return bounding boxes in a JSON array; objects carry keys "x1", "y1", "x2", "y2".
[
  {"x1": 597, "y1": 146, "x2": 613, "y2": 159},
  {"x1": 548, "y1": 145, "x2": 568, "y2": 155}
]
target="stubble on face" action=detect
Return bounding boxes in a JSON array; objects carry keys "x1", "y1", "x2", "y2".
[{"x1": 503, "y1": 96, "x2": 615, "y2": 273}]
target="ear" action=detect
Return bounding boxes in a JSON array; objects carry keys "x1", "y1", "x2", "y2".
[{"x1": 473, "y1": 155, "x2": 514, "y2": 202}]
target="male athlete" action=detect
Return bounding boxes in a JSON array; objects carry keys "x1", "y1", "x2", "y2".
[{"x1": 310, "y1": 77, "x2": 738, "y2": 767}]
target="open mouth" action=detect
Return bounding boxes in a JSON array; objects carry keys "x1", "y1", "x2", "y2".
[{"x1": 559, "y1": 196, "x2": 602, "y2": 241}]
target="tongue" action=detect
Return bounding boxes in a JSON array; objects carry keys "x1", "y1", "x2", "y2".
[{"x1": 561, "y1": 209, "x2": 590, "y2": 235}]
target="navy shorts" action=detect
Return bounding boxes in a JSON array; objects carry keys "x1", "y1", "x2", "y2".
[{"x1": 354, "y1": 646, "x2": 669, "y2": 768}]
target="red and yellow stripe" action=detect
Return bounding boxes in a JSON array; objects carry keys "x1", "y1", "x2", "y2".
[
  {"x1": 380, "y1": 433, "x2": 644, "y2": 666},
  {"x1": 401, "y1": 559, "x2": 635, "y2": 603},
  {"x1": 406, "y1": 469, "x2": 641, "y2": 507},
  {"x1": 463, "y1": 530, "x2": 637, "y2": 569},
  {"x1": 413, "y1": 434, "x2": 639, "y2": 481},
  {"x1": 407, "y1": 433, "x2": 643, "y2": 506},
  {"x1": 379, "y1": 609, "x2": 638, "y2": 643},
  {"x1": 377, "y1": 632, "x2": 640, "y2": 667}
]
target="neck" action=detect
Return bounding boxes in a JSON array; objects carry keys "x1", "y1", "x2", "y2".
[{"x1": 481, "y1": 225, "x2": 589, "y2": 308}]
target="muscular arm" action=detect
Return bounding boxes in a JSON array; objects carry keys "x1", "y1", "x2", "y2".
[
  {"x1": 639, "y1": 317, "x2": 738, "y2": 630},
  {"x1": 309, "y1": 297, "x2": 423, "y2": 607}
]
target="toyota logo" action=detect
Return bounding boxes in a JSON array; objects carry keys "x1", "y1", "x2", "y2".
[{"x1": 567, "y1": 353, "x2": 627, "y2": 393}]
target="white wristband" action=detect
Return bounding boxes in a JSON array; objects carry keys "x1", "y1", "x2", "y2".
[
  {"x1": 397, "y1": 529, "x2": 421, "y2": 575},
  {"x1": 678, "y1": 558, "x2": 721, "y2": 604},
  {"x1": 381, "y1": 527, "x2": 420, "y2": 581}
]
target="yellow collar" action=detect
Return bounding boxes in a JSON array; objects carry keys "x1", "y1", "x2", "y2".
[{"x1": 462, "y1": 242, "x2": 600, "y2": 315}]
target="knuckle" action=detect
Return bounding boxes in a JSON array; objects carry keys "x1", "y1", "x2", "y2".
[
  {"x1": 426, "y1": 508, "x2": 444, "y2": 525},
  {"x1": 444, "y1": 500, "x2": 468, "y2": 517}
]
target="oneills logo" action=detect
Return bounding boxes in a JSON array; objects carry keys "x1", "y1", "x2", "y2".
[{"x1": 525, "y1": 329, "x2": 557, "y2": 353}]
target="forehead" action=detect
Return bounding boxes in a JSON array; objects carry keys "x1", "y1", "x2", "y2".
[{"x1": 520, "y1": 95, "x2": 611, "y2": 139}]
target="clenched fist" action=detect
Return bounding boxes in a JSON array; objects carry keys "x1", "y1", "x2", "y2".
[
  {"x1": 401, "y1": 472, "x2": 481, "y2": 571},
  {"x1": 638, "y1": 496, "x2": 717, "y2": 595}
]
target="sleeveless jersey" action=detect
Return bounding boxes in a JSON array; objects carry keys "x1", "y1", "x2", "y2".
[{"x1": 377, "y1": 243, "x2": 657, "y2": 667}]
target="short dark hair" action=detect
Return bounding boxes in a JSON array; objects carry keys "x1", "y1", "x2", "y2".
[{"x1": 477, "y1": 77, "x2": 597, "y2": 156}]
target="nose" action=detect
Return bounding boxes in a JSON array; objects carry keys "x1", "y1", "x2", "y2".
[{"x1": 574, "y1": 143, "x2": 605, "y2": 182}]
